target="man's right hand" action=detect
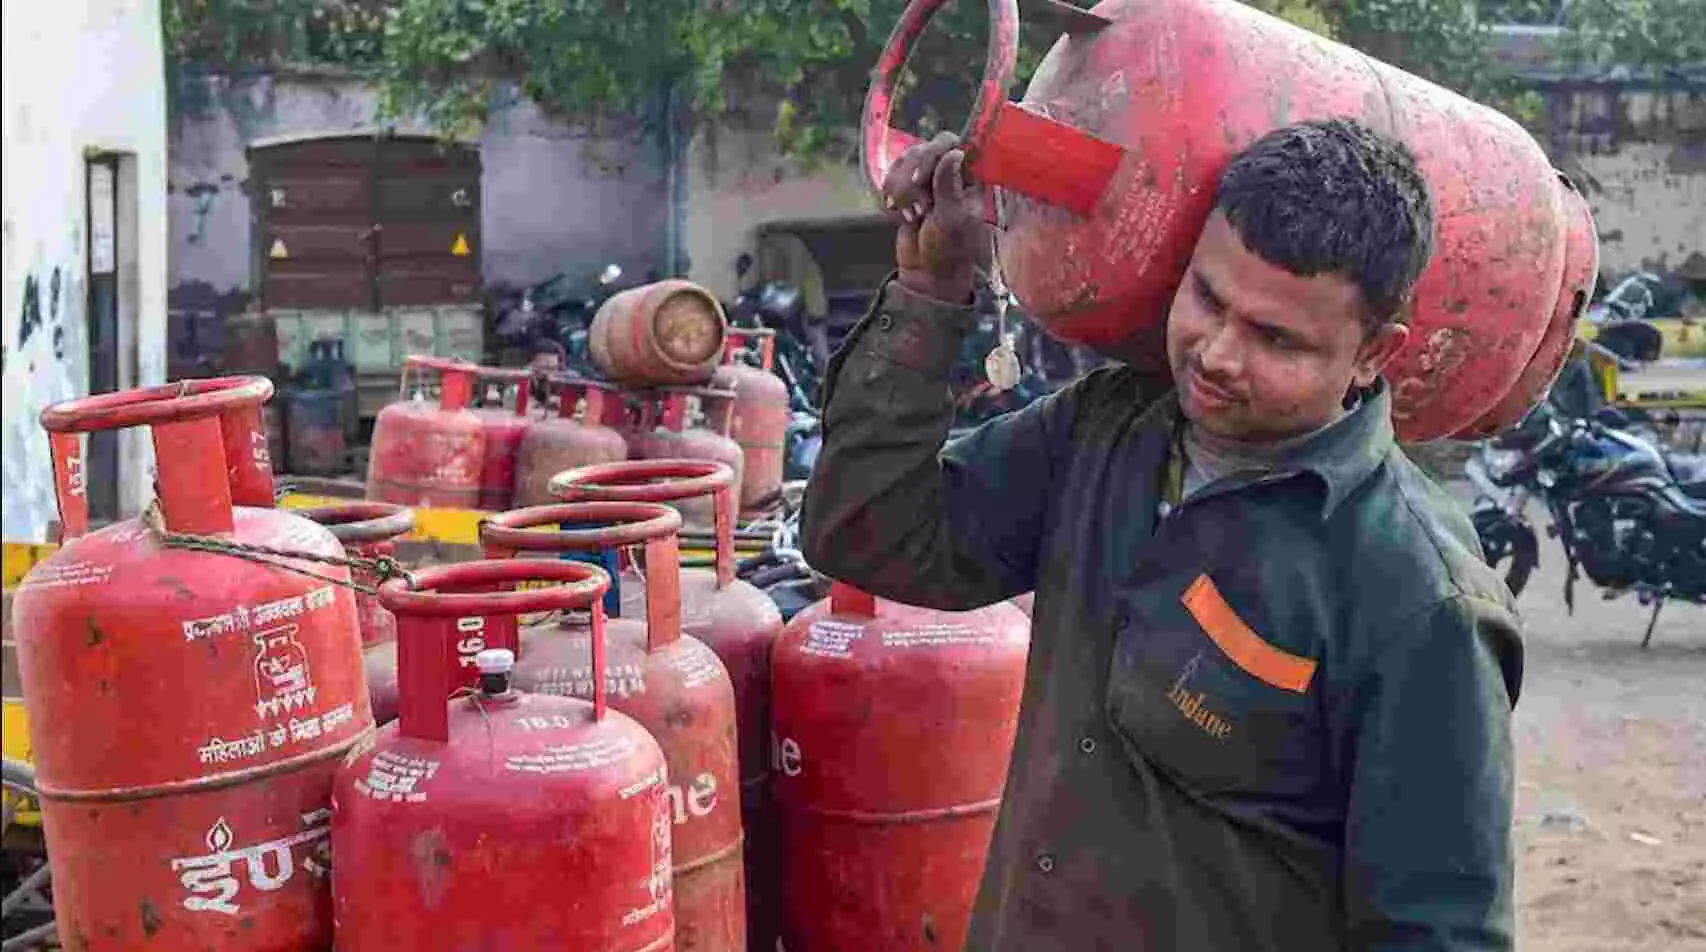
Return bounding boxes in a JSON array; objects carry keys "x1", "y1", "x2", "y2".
[{"x1": 883, "y1": 132, "x2": 987, "y2": 305}]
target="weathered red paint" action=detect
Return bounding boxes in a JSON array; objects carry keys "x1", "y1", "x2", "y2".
[
  {"x1": 1460, "y1": 174, "x2": 1601, "y2": 438},
  {"x1": 512, "y1": 374, "x2": 631, "y2": 507},
  {"x1": 710, "y1": 329, "x2": 790, "y2": 513},
  {"x1": 550, "y1": 459, "x2": 787, "y2": 949},
  {"x1": 15, "y1": 376, "x2": 373, "y2": 949},
  {"x1": 481, "y1": 502, "x2": 747, "y2": 952},
  {"x1": 591, "y1": 280, "x2": 730, "y2": 386},
  {"x1": 366, "y1": 355, "x2": 485, "y2": 507},
  {"x1": 333, "y1": 560, "x2": 676, "y2": 951},
  {"x1": 294, "y1": 501, "x2": 417, "y2": 725},
  {"x1": 770, "y1": 584, "x2": 1029, "y2": 951},
  {"x1": 469, "y1": 365, "x2": 535, "y2": 511},
  {"x1": 626, "y1": 387, "x2": 745, "y2": 532},
  {"x1": 862, "y1": 0, "x2": 1600, "y2": 441}
]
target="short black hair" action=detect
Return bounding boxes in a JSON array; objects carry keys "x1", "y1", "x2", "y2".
[{"x1": 1215, "y1": 117, "x2": 1435, "y2": 333}]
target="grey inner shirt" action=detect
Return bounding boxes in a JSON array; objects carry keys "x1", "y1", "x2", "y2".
[{"x1": 1179, "y1": 397, "x2": 1361, "y2": 498}]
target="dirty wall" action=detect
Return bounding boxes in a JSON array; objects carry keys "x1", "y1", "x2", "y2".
[
  {"x1": 1539, "y1": 79, "x2": 1705, "y2": 279},
  {"x1": 168, "y1": 71, "x2": 672, "y2": 320},
  {"x1": 2, "y1": 0, "x2": 170, "y2": 542}
]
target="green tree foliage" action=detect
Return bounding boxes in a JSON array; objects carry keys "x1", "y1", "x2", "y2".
[{"x1": 163, "y1": 0, "x2": 1702, "y2": 158}]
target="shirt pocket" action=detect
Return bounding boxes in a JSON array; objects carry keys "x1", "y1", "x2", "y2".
[{"x1": 1106, "y1": 572, "x2": 1326, "y2": 800}]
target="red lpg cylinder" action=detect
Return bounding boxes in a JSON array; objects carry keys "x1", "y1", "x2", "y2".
[
  {"x1": 294, "y1": 502, "x2": 417, "y2": 725},
  {"x1": 861, "y1": 0, "x2": 1600, "y2": 440},
  {"x1": 481, "y1": 503, "x2": 747, "y2": 952},
  {"x1": 591, "y1": 279, "x2": 730, "y2": 386},
  {"x1": 628, "y1": 387, "x2": 745, "y2": 532},
  {"x1": 13, "y1": 377, "x2": 373, "y2": 949},
  {"x1": 771, "y1": 584, "x2": 1029, "y2": 952},
  {"x1": 472, "y1": 365, "x2": 536, "y2": 511},
  {"x1": 1460, "y1": 178, "x2": 1601, "y2": 438},
  {"x1": 332, "y1": 560, "x2": 676, "y2": 951},
  {"x1": 366, "y1": 355, "x2": 485, "y2": 507},
  {"x1": 710, "y1": 329, "x2": 789, "y2": 514},
  {"x1": 512, "y1": 374, "x2": 631, "y2": 508},
  {"x1": 550, "y1": 460, "x2": 786, "y2": 946}
]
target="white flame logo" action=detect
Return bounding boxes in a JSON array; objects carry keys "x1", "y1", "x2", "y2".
[{"x1": 205, "y1": 817, "x2": 235, "y2": 853}]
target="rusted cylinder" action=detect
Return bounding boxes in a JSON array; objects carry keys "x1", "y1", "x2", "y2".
[
  {"x1": 551, "y1": 460, "x2": 786, "y2": 949},
  {"x1": 710, "y1": 329, "x2": 789, "y2": 514},
  {"x1": 482, "y1": 502, "x2": 747, "y2": 951},
  {"x1": 366, "y1": 355, "x2": 485, "y2": 508},
  {"x1": 332, "y1": 559, "x2": 677, "y2": 951},
  {"x1": 590, "y1": 280, "x2": 729, "y2": 386},
  {"x1": 771, "y1": 584, "x2": 1029, "y2": 952},
  {"x1": 627, "y1": 387, "x2": 745, "y2": 532},
  {"x1": 512, "y1": 374, "x2": 631, "y2": 508},
  {"x1": 294, "y1": 501, "x2": 417, "y2": 726},
  {"x1": 15, "y1": 376, "x2": 373, "y2": 949}
]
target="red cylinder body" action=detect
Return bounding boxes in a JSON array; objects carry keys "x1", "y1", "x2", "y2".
[
  {"x1": 710, "y1": 330, "x2": 789, "y2": 514},
  {"x1": 590, "y1": 280, "x2": 730, "y2": 386},
  {"x1": 628, "y1": 388, "x2": 745, "y2": 532},
  {"x1": 13, "y1": 378, "x2": 373, "y2": 950},
  {"x1": 551, "y1": 460, "x2": 787, "y2": 950},
  {"x1": 294, "y1": 502, "x2": 417, "y2": 725},
  {"x1": 367, "y1": 355, "x2": 485, "y2": 507},
  {"x1": 863, "y1": 0, "x2": 1598, "y2": 440},
  {"x1": 513, "y1": 376, "x2": 631, "y2": 507},
  {"x1": 482, "y1": 503, "x2": 747, "y2": 952},
  {"x1": 1460, "y1": 177, "x2": 1601, "y2": 438},
  {"x1": 473, "y1": 365, "x2": 535, "y2": 511},
  {"x1": 332, "y1": 560, "x2": 676, "y2": 951},
  {"x1": 770, "y1": 585, "x2": 1029, "y2": 952}
]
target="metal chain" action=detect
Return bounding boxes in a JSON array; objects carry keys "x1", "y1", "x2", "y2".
[{"x1": 142, "y1": 500, "x2": 416, "y2": 595}]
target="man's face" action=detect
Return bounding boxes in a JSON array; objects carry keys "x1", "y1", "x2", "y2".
[{"x1": 1165, "y1": 212, "x2": 1409, "y2": 442}]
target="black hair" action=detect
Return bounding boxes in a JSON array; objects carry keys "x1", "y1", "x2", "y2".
[{"x1": 1215, "y1": 117, "x2": 1435, "y2": 332}]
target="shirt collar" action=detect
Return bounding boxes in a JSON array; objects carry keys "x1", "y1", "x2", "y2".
[{"x1": 1161, "y1": 379, "x2": 1396, "y2": 520}]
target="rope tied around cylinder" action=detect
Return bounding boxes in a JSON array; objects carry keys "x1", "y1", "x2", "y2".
[{"x1": 141, "y1": 499, "x2": 417, "y2": 595}]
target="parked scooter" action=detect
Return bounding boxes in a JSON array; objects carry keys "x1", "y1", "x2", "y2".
[
  {"x1": 1468, "y1": 395, "x2": 1706, "y2": 646},
  {"x1": 490, "y1": 262, "x2": 629, "y2": 377}
]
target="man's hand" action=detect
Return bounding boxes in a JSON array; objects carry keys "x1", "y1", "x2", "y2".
[{"x1": 883, "y1": 132, "x2": 987, "y2": 305}]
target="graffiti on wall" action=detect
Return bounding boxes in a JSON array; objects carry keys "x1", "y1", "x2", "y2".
[{"x1": 2, "y1": 253, "x2": 86, "y2": 541}]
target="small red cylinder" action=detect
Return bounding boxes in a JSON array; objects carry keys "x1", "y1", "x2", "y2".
[
  {"x1": 710, "y1": 329, "x2": 789, "y2": 514},
  {"x1": 366, "y1": 355, "x2": 485, "y2": 508}
]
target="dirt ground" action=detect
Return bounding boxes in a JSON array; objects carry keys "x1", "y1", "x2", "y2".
[{"x1": 1505, "y1": 533, "x2": 1706, "y2": 950}]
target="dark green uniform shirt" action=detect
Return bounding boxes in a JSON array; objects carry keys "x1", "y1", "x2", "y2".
[{"x1": 799, "y1": 278, "x2": 1524, "y2": 951}]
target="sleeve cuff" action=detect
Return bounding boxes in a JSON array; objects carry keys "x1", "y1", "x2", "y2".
[{"x1": 860, "y1": 274, "x2": 982, "y2": 378}]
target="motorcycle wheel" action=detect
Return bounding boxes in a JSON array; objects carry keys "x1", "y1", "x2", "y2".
[{"x1": 1473, "y1": 510, "x2": 1540, "y2": 598}]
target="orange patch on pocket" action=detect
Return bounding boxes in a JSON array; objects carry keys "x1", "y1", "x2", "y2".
[{"x1": 1181, "y1": 574, "x2": 1317, "y2": 694}]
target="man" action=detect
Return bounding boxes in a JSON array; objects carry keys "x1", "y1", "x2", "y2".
[{"x1": 799, "y1": 118, "x2": 1523, "y2": 951}]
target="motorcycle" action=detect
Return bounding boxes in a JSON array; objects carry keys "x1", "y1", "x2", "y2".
[
  {"x1": 1468, "y1": 399, "x2": 1706, "y2": 646},
  {"x1": 490, "y1": 262, "x2": 629, "y2": 379}
]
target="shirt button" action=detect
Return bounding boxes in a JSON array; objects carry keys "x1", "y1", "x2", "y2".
[
  {"x1": 1035, "y1": 852, "x2": 1055, "y2": 873},
  {"x1": 877, "y1": 314, "x2": 895, "y2": 330},
  {"x1": 1079, "y1": 737, "x2": 1096, "y2": 754}
]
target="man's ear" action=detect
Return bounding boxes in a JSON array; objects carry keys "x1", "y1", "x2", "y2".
[{"x1": 1354, "y1": 322, "x2": 1410, "y2": 388}]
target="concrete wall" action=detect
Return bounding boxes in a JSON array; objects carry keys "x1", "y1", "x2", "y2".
[
  {"x1": 168, "y1": 72, "x2": 672, "y2": 302},
  {"x1": 682, "y1": 126, "x2": 876, "y2": 300},
  {"x1": 3, "y1": 0, "x2": 169, "y2": 542},
  {"x1": 1538, "y1": 82, "x2": 1705, "y2": 279}
]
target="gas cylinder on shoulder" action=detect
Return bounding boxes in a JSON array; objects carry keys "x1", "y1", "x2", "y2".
[
  {"x1": 12, "y1": 377, "x2": 373, "y2": 949},
  {"x1": 481, "y1": 502, "x2": 747, "y2": 951},
  {"x1": 770, "y1": 583, "x2": 1029, "y2": 952},
  {"x1": 511, "y1": 373, "x2": 631, "y2": 508},
  {"x1": 551, "y1": 459, "x2": 786, "y2": 947},
  {"x1": 709, "y1": 329, "x2": 789, "y2": 514},
  {"x1": 332, "y1": 559, "x2": 675, "y2": 951},
  {"x1": 626, "y1": 386, "x2": 744, "y2": 532},
  {"x1": 471, "y1": 364, "x2": 536, "y2": 511},
  {"x1": 862, "y1": 0, "x2": 1599, "y2": 440},
  {"x1": 366, "y1": 355, "x2": 485, "y2": 507},
  {"x1": 293, "y1": 502, "x2": 416, "y2": 725}
]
